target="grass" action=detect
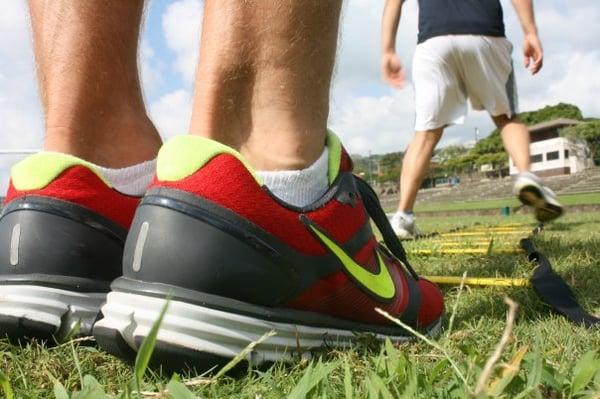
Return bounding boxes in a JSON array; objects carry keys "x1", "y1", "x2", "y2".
[
  {"x1": 1, "y1": 212, "x2": 600, "y2": 398},
  {"x1": 410, "y1": 192, "x2": 600, "y2": 213}
]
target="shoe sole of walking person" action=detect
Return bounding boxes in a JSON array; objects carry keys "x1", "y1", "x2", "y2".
[{"x1": 514, "y1": 172, "x2": 563, "y2": 222}]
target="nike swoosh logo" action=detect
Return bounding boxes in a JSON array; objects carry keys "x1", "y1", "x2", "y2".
[{"x1": 305, "y1": 219, "x2": 396, "y2": 300}]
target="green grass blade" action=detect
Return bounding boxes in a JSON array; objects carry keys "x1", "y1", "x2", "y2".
[
  {"x1": 166, "y1": 380, "x2": 196, "y2": 399},
  {"x1": 0, "y1": 369, "x2": 14, "y2": 399},
  {"x1": 82, "y1": 375, "x2": 103, "y2": 391},
  {"x1": 366, "y1": 371, "x2": 394, "y2": 399},
  {"x1": 488, "y1": 346, "x2": 528, "y2": 397},
  {"x1": 53, "y1": 380, "x2": 70, "y2": 399},
  {"x1": 343, "y1": 361, "x2": 353, "y2": 399},
  {"x1": 400, "y1": 365, "x2": 418, "y2": 399},
  {"x1": 134, "y1": 299, "x2": 170, "y2": 395},
  {"x1": 288, "y1": 360, "x2": 338, "y2": 399},
  {"x1": 428, "y1": 358, "x2": 450, "y2": 386},
  {"x1": 383, "y1": 338, "x2": 401, "y2": 377},
  {"x1": 70, "y1": 341, "x2": 84, "y2": 388},
  {"x1": 375, "y1": 307, "x2": 469, "y2": 388},
  {"x1": 214, "y1": 330, "x2": 276, "y2": 379},
  {"x1": 570, "y1": 351, "x2": 600, "y2": 396},
  {"x1": 446, "y1": 272, "x2": 467, "y2": 338},
  {"x1": 525, "y1": 339, "x2": 543, "y2": 392}
]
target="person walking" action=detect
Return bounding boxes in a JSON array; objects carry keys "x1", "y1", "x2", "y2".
[{"x1": 381, "y1": 0, "x2": 563, "y2": 238}]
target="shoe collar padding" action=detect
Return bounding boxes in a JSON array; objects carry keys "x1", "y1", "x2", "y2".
[
  {"x1": 156, "y1": 130, "x2": 344, "y2": 185},
  {"x1": 11, "y1": 152, "x2": 110, "y2": 191}
]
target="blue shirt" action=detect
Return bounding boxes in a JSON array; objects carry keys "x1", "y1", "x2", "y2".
[{"x1": 418, "y1": 0, "x2": 506, "y2": 44}]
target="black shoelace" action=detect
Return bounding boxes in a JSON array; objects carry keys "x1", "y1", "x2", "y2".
[{"x1": 354, "y1": 175, "x2": 420, "y2": 281}]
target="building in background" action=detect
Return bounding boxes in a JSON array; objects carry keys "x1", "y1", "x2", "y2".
[{"x1": 509, "y1": 119, "x2": 593, "y2": 176}]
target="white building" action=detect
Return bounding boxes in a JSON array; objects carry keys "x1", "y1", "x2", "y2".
[{"x1": 509, "y1": 119, "x2": 593, "y2": 176}]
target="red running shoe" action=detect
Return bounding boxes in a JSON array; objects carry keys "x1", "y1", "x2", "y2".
[
  {"x1": 0, "y1": 153, "x2": 139, "y2": 341},
  {"x1": 94, "y1": 132, "x2": 444, "y2": 371}
]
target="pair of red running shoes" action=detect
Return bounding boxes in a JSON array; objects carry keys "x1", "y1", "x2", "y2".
[{"x1": 0, "y1": 132, "x2": 444, "y2": 371}]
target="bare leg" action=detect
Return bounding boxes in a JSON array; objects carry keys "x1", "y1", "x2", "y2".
[
  {"x1": 397, "y1": 129, "x2": 444, "y2": 212},
  {"x1": 492, "y1": 114, "x2": 531, "y2": 173},
  {"x1": 189, "y1": 0, "x2": 342, "y2": 171},
  {"x1": 29, "y1": 1, "x2": 161, "y2": 167}
]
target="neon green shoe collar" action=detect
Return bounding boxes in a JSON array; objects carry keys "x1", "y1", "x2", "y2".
[
  {"x1": 11, "y1": 152, "x2": 109, "y2": 191},
  {"x1": 156, "y1": 135, "x2": 262, "y2": 184},
  {"x1": 326, "y1": 130, "x2": 343, "y2": 184},
  {"x1": 156, "y1": 131, "x2": 343, "y2": 185}
]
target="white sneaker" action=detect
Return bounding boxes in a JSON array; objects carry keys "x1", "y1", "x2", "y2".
[
  {"x1": 391, "y1": 212, "x2": 420, "y2": 239},
  {"x1": 513, "y1": 172, "x2": 564, "y2": 222}
]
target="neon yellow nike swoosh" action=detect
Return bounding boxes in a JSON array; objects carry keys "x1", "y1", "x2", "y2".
[{"x1": 308, "y1": 224, "x2": 396, "y2": 300}]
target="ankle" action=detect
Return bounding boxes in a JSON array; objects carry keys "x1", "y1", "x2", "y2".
[
  {"x1": 396, "y1": 210, "x2": 414, "y2": 219},
  {"x1": 44, "y1": 114, "x2": 161, "y2": 167},
  {"x1": 239, "y1": 129, "x2": 327, "y2": 171}
]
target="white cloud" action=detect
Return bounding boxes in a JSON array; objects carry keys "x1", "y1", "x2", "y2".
[
  {"x1": 333, "y1": 0, "x2": 418, "y2": 98},
  {"x1": 140, "y1": 41, "x2": 164, "y2": 98},
  {"x1": 331, "y1": 89, "x2": 415, "y2": 154},
  {"x1": 149, "y1": 89, "x2": 192, "y2": 139},
  {"x1": 519, "y1": 50, "x2": 600, "y2": 117},
  {"x1": 162, "y1": 0, "x2": 203, "y2": 83}
]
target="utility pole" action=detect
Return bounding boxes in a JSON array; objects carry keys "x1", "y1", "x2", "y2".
[{"x1": 474, "y1": 127, "x2": 480, "y2": 143}]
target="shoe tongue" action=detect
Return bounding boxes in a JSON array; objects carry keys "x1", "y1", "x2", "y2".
[{"x1": 326, "y1": 130, "x2": 353, "y2": 183}]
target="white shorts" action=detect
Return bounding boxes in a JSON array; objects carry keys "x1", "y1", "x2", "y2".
[{"x1": 412, "y1": 35, "x2": 518, "y2": 131}]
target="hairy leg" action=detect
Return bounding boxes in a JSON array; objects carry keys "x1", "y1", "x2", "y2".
[
  {"x1": 492, "y1": 114, "x2": 531, "y2": 172},
  {"x1": 28, "y1": 0, "x2": 161, "y2": 167},
  {"x1": 189, "y1": 0, "x2": 343, "y2": 170},
  {"x1": 398, "y1": 128, "x2": 444, "y2": 212}
]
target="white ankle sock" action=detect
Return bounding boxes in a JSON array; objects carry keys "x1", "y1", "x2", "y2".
[
  {"x1": 392, "y1": 210, "x2": 414, "y2": 223},
  {"x1": 95, "y1": 159, "x2": 156, "y2": 196},
  {"x1": 257, "y1": 148, "x2": 329, "y2": 207}
]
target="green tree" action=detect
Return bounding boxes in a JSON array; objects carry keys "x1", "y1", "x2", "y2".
[
  {"x1": 472, "y1": 130, "x2": 503, "y2": 155},
  {"x1": 475, "y1": 152, "x2": 508, "y2": 168},
  {"x1": 443, "y1": 153, "x2": 477, "y2": 174},
  {"x1": 562, "y1": 121, "x2": 600, "y2": 165},
  {"x1": 435, "y1": 145, "x2": 470, "y2": 162},
  {"x1": 379, "y1": 151, "x2": 403, "y2": 172},
  {"x1": 518, "y1": 102, "x2": 583, "y2": 125}
]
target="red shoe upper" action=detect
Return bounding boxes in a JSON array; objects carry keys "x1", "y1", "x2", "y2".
[
  {"x1": 5, "y1": 163, "x2": 140, "y2": 229},
  {"x1": 151, "y1": 134, "x2": 444, "y2": 329}
]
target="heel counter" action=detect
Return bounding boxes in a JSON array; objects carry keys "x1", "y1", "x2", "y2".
[
  {"x1": 122, "y1": 197, "x2": 299, "y2": 307},
  {"x1": 0, "y1": 197, "x2": 126, "y2": 284}
]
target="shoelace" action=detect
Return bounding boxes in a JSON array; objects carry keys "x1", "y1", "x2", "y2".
[{"x1": 354, "y1": 176, "x2": 420, "y2": 281}]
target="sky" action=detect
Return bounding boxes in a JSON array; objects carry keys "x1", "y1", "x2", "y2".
[{"x1": 0, "y1": 0, "x2": 599, "y2": 192}]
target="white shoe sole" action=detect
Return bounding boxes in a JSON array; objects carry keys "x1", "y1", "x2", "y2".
[
  {"x1": 0, "y1": 284, "x2": 105, "y2": 341},
  {"x1": 394, "y1": 227, "x2": 415, "y2": 240},
  {"x1": 94, "y1": 291, "x2": 442, "y2": 371}
]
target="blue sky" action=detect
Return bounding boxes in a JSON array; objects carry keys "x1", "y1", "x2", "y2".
[{"x1": 1, "y1": 0, "x2": 599, "y2": 192}]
